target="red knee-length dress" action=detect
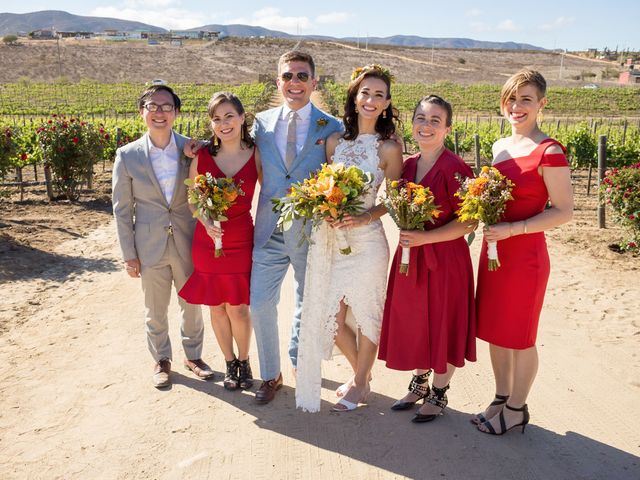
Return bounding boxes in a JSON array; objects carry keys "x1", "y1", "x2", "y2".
[
  {"x1": 476, "y1": 138, "x2": 568, "y2": 349},
  {"x1": 179, "y1": 147, "x2": 257, "y2": 306},
  {"x1": 378, "y1": 149, "x2": 477, "y2": 374}
]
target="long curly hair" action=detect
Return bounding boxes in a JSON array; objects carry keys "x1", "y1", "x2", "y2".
[
  {"x1": 206, "y1": 91, "x2": 254, "y2": 156},
  {"x1": 342, "y1": 65, "x2": 399, "y2": 141}
]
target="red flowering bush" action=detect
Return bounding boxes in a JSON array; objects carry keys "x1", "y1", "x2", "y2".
[
  {"x1": 601, "y1": 162, "x2": 640, "y2": 252},
  {"x1": 37, "y1": 115, "x2": 107, "y2": 200}
]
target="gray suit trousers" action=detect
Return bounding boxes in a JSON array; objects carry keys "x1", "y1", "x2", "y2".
[{"x1": 140, "y1": 235, "x2": 204, "y2": 362}]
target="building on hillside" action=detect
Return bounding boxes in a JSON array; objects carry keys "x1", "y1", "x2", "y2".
[
  {"x1": 29, "y1": 29, "x2": 56, "y2": 39},
  {"x1": 618, "y1": 68, "x2": 640, "y2": 85},
  {"x1": 169, "y1": 30, "x2": 220, "y2": 41},
  {"x1": 57, "y1": 31, "x2": 93, "y2": 39}
]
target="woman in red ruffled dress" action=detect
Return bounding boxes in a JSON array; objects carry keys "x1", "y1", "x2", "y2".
[
  {"x1": 474, "y1": 70, "x2": 573, "y2": 435},
  {"x1": 179, "y1": 92, "x2": 261, "y2": 391},
  {"x1": 378, "y1": 95, "x2": 477, "y2": 423}
]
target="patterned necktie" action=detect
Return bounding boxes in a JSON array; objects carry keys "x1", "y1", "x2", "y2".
[{"x1": 285, "y1": 111, "x2": 298, "y2": 170}]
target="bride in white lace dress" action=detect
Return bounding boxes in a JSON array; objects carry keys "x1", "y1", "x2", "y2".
[{"x1": 296, "y1": 65, "x2": 403, "y2": 412}]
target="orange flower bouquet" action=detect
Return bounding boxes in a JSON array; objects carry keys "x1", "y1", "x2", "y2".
[
  {"x1": 456, "y1": 166, "x2": 514, "y2": 270},
  {"x1": 382, "y1": 178, "x2": 441, "y2": 274},
  {"x1": 185, "y1": 173, "x2": 244, "y2": 257},
  {"x1": 272, "y1": 162, "x2": 373, "y2": 254}
]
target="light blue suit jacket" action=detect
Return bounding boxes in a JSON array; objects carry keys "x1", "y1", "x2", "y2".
[{"x1": 253, "y1": 103, "x2": 342, "y2": 249}]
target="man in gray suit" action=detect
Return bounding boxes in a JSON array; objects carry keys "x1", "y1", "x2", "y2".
[{"x1": 112, "y1": 85, "x2": 214, "y2": 388}]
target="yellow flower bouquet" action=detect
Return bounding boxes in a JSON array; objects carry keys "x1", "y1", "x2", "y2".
[
  {"x1": 455, "y1": 166, "x2": 514, "y2": 270},
  {"x1": 382, "y1": 178, "x2": 441, "y2": 274},
  {"x1": 271, "y1": 162, "x2": 373, "y2": 254},
  {"x1": 185, "y1": 172, "x2": 245, "y2": 257}
]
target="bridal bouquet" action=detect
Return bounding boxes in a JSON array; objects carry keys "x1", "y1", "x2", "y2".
[
  {"x1": 455, "y1": 166, "x2": 514, "y2": 271},
  {"x1": 271, "y1": 162, "x2": 373, "y2": 254},
  {"x1": 185, "y1": 172, "x2": 244, "y2": 257},
  {"x1": 382, "y1": 179, "x2": 441, "y2": 274}
]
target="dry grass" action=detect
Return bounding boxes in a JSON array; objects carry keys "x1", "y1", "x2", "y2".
[{"x1": 0, "y1": 37, "x2": 621, "y2": 86}]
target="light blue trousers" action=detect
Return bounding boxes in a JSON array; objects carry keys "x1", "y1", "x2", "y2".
[{"x1": 250, "y1": 229, "x2": 309, "y2": 381}]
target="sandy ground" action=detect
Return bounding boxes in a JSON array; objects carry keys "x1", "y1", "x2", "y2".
[{"x1": 1, "y1": 180, "x2": 639, "y2": 479}]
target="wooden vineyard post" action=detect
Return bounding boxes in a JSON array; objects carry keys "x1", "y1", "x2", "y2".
[
  {"x1": 16, "y1": 166, "x2": 24, "y2": 202},
  {"x1": 474, "y1": 134, "x2": 481, "y2": 174},
  {"x1": 44, "y1": 163, "x2": 54, "y2": 201},
  {"x1": 598, "y1": 135, "x2": 607, "y2": 228}
]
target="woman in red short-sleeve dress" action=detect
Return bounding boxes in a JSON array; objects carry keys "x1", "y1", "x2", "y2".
[
  {"x1": 179, "y1": 92, "x2": 261, "y2": 391},
  {"x1": 473, "y1": 69, "x2": 573, "y2": 435},
  {"x1": 378, "y1": 95, "x2": 477, "y2": 424}
]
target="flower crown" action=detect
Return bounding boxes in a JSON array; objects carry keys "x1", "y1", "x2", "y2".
[{"x1": 350, "y1": 64, "x2": 395, "y2": 83}]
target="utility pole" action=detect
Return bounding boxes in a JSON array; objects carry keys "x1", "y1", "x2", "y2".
[
  {"x1": 56, "y1": 32, "x2": 62, "y2": 79},
  {"x1": 431, "y1": 40, "x2": 435, "y2": 64},
  {"x1": 365, "y1": 31, "x2": 368, "y2": 50},
  {"x1": 559, "y1": 49, "x2": 565, "y2": 80}
]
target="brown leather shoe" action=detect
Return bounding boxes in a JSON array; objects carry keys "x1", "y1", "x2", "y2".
[
  {"x1": 153, "y1": 359, "x2": 171, "y2": 388},
  {"x1": 255, "y1": 372, "x2": 283, "y2": 404},
  {"x1": 184, "y1": 358, "x2": 215, "y2": 380}
]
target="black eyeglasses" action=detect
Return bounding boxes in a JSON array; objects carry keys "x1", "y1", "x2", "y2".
[
  {"x1": 144, "y1": 103, "x2": 175, "y2": 112},
  {"x1": 280, "y1": 72, "x2": 310, "y2": 82}
]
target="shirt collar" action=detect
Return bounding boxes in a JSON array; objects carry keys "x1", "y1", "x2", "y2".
[
  {"x1": 147, "y1": 131, "x2": 177, "y2": 152},
  {"x1": 281, "y1": 101, "x2": 312, "y2": 121}
]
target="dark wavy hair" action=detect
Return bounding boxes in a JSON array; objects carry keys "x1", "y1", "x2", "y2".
[
  {"x1": 342, "y1": 68, "x2": 398, "y2": 141},
  {"x1": 206, "y1": 91, "x2": 254, "y2": 156},
  {"x1": 137, "y1": 84, "x2": 181, "y2": 111}
]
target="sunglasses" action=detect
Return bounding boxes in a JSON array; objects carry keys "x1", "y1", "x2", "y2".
[
  {"x1": 280, "y1": 72, "x2": 310, "y2": 82},
  {"x1": 144, "y1": 103, "x2": 175, "y2": 112}
]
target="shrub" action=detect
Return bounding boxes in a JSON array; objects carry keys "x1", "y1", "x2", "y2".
[
  {"x1": 36, "y1": 115, "x2": 107, "y2": 200},
  {"x1": 564, "y1": 123, "x2": 597, "y2": 168},
  {"x1": 2, "y1": 35, "x2": 18, "y2": 45},
  {"x1": 601, "y1": 162, "x2": 640, "y2": 252},
  {"x1": 0, "y1": 126, "x2": 17, "y2": 179}
]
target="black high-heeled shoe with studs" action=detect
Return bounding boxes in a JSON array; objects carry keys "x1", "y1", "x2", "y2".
[
  {"x1": 412, "y1": 384, "x2": 449, "y2": 423},
  {"x1": 237, "y1": 358, "x2": 253, "y2": 390},
  {"x1": 223, "y1": 358, "x2": 239, "y2": 391},
  {"x1": 391, "y1": 370, "x2": 432, "y2": 411}
]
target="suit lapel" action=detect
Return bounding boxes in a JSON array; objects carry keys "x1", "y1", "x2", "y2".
[
  {"x1": 291, "y1": 104, "x2": 323, "y2": 171},
  {"x1": 138, "y1": 134, "x2": 168, "y2": 206},
  {"x1": 265, "y1": 106, "x2": 288, "y2": 173},
  {"x1": 170, "y1": 132, "x2": 189, "y2": 208}
]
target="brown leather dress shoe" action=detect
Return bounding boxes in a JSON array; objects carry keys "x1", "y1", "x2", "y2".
[
  {"x1": 255, "y1": 372, "x2": 283, "y2": 404},
  {"x1": 153, "y1": 359, "x2": 171, "y2": 388},
  {"x1": 184, "y1": 358, "x2": 215, "y2": 380}
]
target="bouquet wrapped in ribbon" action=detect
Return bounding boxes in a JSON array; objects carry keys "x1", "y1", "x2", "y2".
[
  {"x1": 185, "y1": 172, "x2": 244, "y2": 257},
  {"x1": 456, "y1": 166, "x2": 514, "y2": 270},
  {"x1": 271, "y1": 162, "x2": 373, "y2": 254},
  {"x1": 382, "y1": 179, "x2": 441, "y2": 274}
]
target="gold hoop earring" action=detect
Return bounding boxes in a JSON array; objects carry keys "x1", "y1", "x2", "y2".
[{"x1": 382, "y1": 110, "x2": 387, "y2": 119}]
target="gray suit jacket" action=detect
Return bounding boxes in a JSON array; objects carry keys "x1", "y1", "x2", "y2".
[{"x1": 112, "y1": 131, "x2": 196, "y2": 267}]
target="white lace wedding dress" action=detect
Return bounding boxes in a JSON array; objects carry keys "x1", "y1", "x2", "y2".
[{"x1": 295, "y1": 134, "x2": 390, "y2": 412}]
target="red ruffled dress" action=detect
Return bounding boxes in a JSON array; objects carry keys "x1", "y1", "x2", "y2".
[
  {"x1": 179, "y1": 147, "x2": 257, "y2": 306},
  {"x1": 378, "y1": 149, "x2": 477, "y2": 373},
  {"x1": 476, "y1": 138, "x2": 569, "y2": 349}
]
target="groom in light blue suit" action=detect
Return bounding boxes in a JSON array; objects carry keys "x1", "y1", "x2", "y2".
[{"x1": 251, "y1": 51, "x2": 342, "y2": 403}]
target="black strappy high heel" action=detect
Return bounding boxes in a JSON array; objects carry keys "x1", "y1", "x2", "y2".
[
  {"x1": 477, "y1": 403, "x2": 530, "y2": 435},
  {"x1": 412, "y1": 384, "x2": 449, "y2": 423},
  {"x1": 390, "y1": 370, "x2": 432, "y2": 411},
  {"x1": 237, "y1": 358, "x2": 253, "y2": 390},
  {"x1": 471, "y1": 394, "x2": 510, "y2": 425},
  {"x1": 223, "y1": 358, "x2": 239, "y2": 391}
]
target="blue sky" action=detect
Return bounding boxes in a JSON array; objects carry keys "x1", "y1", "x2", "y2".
[{"x1": 3, "y1": 0, "x2": 638, "y2": 51}]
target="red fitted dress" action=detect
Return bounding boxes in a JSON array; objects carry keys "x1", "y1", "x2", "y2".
[
  {"x1": 476, "y1": 139, "x2": 569, "y2": 349},
  {"x1": 378, "y1": 149, "x2": 477, "y2": 374},
  {"x1": 179, "y1": 147, "x2": 257, "y2": 306}
]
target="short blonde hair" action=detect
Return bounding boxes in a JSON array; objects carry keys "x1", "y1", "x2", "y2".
[{"x1": 500, "y1": 68, "x2": 547, "y2": 114}]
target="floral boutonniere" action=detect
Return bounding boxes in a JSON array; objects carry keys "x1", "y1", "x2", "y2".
[{"x1": 316, "y1": 117, "x2": 328, "y2": 128}]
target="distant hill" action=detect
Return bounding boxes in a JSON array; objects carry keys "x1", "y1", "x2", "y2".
[
  {"x1": 0, "y1": 10, "x2": 543, "y2": 50},
  {"x1": 0, "y1": 10, "x2": 165, "y2": 35}
]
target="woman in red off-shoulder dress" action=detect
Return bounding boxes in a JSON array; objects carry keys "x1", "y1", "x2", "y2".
[
  {"x1": 179, "y1": 92, "x2": 261, "y2": 391},
  {"x1": 473, "y1": 70, "x2": 573, "y2": 435}
]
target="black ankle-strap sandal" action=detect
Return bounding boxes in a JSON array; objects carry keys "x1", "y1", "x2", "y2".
[
  {"x1": 412, "y1": 384, "x2": 450, "y2": 423},
  {"x1": 390, "y1": 370, "x2": 432, "y2": 411},
  {"x1": 471, "y1": 393, "x2": 509, "y2": 425},
  {"x1": 223, "y1": 358, "x2": 239, "y2": 391},
  {"x1": 237, "y1": 358, "x2": 253, "y2": 390},
  {"x1": 478, "y1": 403, "x2": 530, "y2": 435}
]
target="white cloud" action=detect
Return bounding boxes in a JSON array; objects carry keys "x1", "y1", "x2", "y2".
[
  {"x1": 497, "y1": 19, "x2": 520, "y2": 32},
  {"x1": 465, "y1": 8, "x2": 482, "y2": 17},
  {"x1": 91, "y1": 6, "x2": 214, "y2": 30},
  {"x1": 469, "y1": 21, "x2": 490, "y2": 32},
  {"x1": 316, "y1": 12, "x2": 351, "y2": 24},
  {"x1": 228, "y1": 8, "x2": 312, "y2": 33},
  {"x1": 539, "y1": 16, "x2": 575, "y2": 31},
  {"x1": 124, "y1": 0, "x2": 180, "y2": 7}
]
